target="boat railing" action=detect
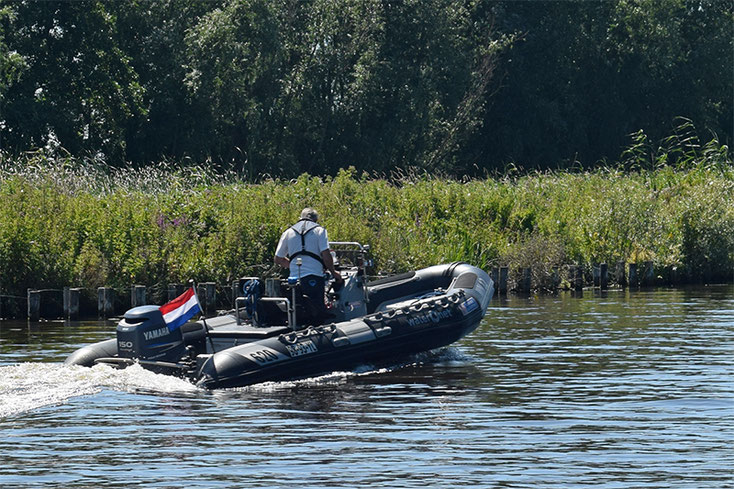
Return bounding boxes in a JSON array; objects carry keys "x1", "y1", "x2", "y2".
[
  {"x1": 329, "y1": 241, "x2": 369, "y2": 252},
  {"x1": 329, "y1": 241, "x2": 372, "y2": 272}
]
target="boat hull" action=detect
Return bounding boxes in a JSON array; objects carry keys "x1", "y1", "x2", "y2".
[
  {"x1": 197, "y1": 289, "x2": 486, "y2": 389},
  {"x1": 65, "y1": 262, "x2": 494, "y2": 389}
]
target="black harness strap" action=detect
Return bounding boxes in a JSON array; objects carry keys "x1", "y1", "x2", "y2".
[{"x1": 287, "y1": 219, "x2": 325, "y2": 266}]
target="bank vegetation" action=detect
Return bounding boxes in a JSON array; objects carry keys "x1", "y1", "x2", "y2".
[{"x1": 1, "y1": 131, "x2": 732, "y2": 301}]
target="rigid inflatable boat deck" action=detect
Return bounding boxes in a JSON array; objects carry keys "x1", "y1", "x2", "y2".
[{"x1": 201, "y1": 315, "x2": 291, "y2": 340}]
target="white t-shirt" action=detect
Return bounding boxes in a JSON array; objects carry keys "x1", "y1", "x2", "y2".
[{"x1": 275, "y1": 220, "x2": 330, "y2": 278}]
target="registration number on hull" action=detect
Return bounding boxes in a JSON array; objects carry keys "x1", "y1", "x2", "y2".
[{"x1": 285, "y1": 340, "x2": 318, "y2": 357}]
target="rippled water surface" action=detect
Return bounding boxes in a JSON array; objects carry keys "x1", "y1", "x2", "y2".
[{"x1": 1, "y1": 286, "x2": 733, "y2": 488}]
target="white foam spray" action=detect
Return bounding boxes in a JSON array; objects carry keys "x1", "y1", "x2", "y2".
[{"x1": 0, "y1": 362, "x2": 197, "y2": 418}]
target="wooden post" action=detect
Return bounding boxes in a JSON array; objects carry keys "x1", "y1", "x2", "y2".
[
  {"x1": 600, "y1": 263, "x2": 608, "y2": 290},
  {"x1": 490, "y1": 267, "x2": 499, "y2": 290},
  {"x1": 642, "y1": 261, "x2": 654, "y2": 286},
  {"x1": 28, "y1": 289, "x2": 40, "y2": 321},
  {"x1": 574, "y1": 265, "x2": 584, "y2": 291},
  {"x1": 131, "y1": 285, "x2": 146, "y2": 308},
  {"x1": 520, "y1": 267, "x2": 532, "y2": 293},
  {"x1": 168, "y1": 283, "x2": 185, "y2": 301},
  {"x1": 168, "y1": 284, "x2": 177, "y2": 301},
  {"x1": 498, "y1": 266, "x2": 509, "y2": 295},
  {"x1": 628, "y1": 263, "x2": 638, "y2": 287},
  {"x1": 616, "y1": 261, "x2": 627, "y2": 287},
  {"x1": 206, "y1": 282, "x2": 217, "y2": 313},
  {"x1": 197, "y1": 282, "x2": 216, "y2": 316},
  {"x1": 98, "y1": 287, "x2": 115, "y2": 318},
  {"x1": 593, "y1": 265, "x2": 600, "y2": 287},
  {"x1": 63, "y1": 287, "x2": 80, "y2": 320}
]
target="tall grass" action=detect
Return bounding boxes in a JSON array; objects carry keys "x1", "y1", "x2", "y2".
[{"x1": 0, "y1": 136, "x2": 732, "y2": 299}]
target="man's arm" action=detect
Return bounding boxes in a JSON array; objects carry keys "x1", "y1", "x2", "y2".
[
  {"x1": 274, "y1": 255, "x2": 290, "y2": 269},
  {"x1": 274, "y1": 230, "x2": 290, "y2": 269},
  {"x1": 321, "y1": 249, "x2": 343, "y2": 284}
]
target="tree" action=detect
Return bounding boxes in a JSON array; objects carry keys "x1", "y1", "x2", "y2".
[
  {"x1": 184, "y1": 0, "x2": 286, "y2": 174},
  {"x1": 0, "y1": 3, "x2": 27, "y2": 151},
  {"x1": 606, "y1": 0, "x2": 733, "y2": 152},
  {"x1": 183, "y1": 0, "x2": 507, "y2": 177},
  {"x1": 1, "y1": 0, "x2": 729, "y2": 175},
  {"x1": 480, "y1": 0, "x2": 732, "y2": 171},
  {"x1": 2, "y1": 1, "x2": 146, "y2": 162},
  {"x1": 111, "y1": 0, "x2": 221, "y2": 164}
]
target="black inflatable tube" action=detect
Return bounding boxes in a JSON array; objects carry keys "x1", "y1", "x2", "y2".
[
  {"x1": 197, "y1": 303, "x2": 484, "y2": 389},
  {"x1": 64, "y1": 338, "x2": 118, "y2": 367}
]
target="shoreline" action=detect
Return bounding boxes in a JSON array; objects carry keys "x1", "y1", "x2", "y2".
[{"x1": 1, "y1": 161, "x2": 732, "y2": 317}]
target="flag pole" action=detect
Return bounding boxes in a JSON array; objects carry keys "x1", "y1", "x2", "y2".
[{"x1": 190, "y1": 279, "x2": 217, "y2": 354}]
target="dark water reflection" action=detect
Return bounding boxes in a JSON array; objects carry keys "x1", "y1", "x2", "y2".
[{"x1": 1, "y1": 286, "x2": 732, "y2": 488}]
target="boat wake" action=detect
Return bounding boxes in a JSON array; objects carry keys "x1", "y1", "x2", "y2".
[
  {"x1": 412, "y1": 345, "x2": 475, "y2": 364},
  {"x1": 0, "y1": 362, "x2": 197, "y2": 418},
  {"x1": 1, "y1": 347, "x2": 474, "y2": 414}
]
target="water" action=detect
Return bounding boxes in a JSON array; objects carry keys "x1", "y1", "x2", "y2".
[{"x1": 1, "y1": 286, "x2": 733, "y2": 488}]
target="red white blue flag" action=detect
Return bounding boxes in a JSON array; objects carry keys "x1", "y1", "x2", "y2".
[{"x1": 160, "y1": 287, "x2": 201, "y2": 331}]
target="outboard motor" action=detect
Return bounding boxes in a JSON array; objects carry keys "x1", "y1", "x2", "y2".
[{"x1": 116, "y1": 306, "x2": 187, "y2": 363}]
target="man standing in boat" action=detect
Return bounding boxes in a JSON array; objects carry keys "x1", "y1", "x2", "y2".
[{"x1": 274, "y1": 207, "x2": 343, "y2": 325}]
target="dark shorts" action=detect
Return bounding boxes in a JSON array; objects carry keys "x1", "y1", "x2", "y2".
[{"x1": 298, "y1": 274, "x2": 326, "y2": 325}]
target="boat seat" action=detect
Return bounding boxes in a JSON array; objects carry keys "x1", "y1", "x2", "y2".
[{"x1": 256, "y1": 298, "x2": 289, "y2": 326}]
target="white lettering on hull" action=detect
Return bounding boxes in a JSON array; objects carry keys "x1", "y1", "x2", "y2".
[{"x1": 407, "y1": 309, "x2": 452, "y2": 327}]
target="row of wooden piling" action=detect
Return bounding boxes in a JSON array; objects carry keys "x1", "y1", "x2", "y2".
[
  {"x1": 0, "y1": 260, "x2": 716, "y2": 320},
  {"x1": 20, "y1": 282, "x2": 220, "y2": 321},
  {"x1": 492, "y1": 261, "x2": 656, "y2": 294}
]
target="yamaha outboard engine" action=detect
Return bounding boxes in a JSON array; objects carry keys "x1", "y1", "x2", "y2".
[{"x1": 116, "y1": 306, "x2": 187, "y2": 363}]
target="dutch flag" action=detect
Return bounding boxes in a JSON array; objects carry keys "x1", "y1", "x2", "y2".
[{"x1": 160, "y1": 287, "x2": 201, "y2": 331}]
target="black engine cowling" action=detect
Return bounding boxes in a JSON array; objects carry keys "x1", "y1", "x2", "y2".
[{"x1": 116, "y1": 306, "x2": 188, "y2": 363}]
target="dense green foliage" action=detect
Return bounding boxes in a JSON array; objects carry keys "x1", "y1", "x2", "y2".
[
  {"x1": 1, "y1": 131, "x2": 731, "y2": 298},
  {"x1": 485, "y1": 0, "x2": 733, "y2": 168},
  {"x1": 1, "y1": 0, "x2": 730, "y2": 176},
  {"x1": 0, "y1": 1, "x2": 731, "y2": 303}
]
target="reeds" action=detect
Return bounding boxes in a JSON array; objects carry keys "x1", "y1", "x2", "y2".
[{"x1": 1, "y1": 137, "x2": 732, "y2": 297}]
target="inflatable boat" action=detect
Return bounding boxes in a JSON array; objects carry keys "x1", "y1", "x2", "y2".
[{"x1": 65, "y1": 243, "x2": 494, "y2": 389}]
